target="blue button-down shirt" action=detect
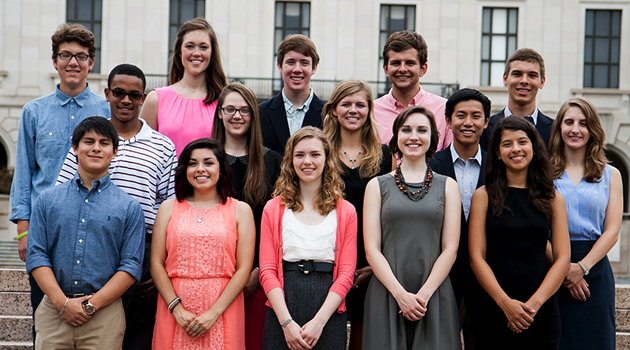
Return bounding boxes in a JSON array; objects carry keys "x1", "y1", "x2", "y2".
[
  {"x1": 450, "y1": 143, "x2": 482, "y2": 221},
  {"x1": 26, "y1": 172, "x2": 145, "y2": 294},
  {"x1": 282, "y1": 88, "x2": 314, "y2": 136},
  {"x1": 9, "y1": 84, "x2": 110, "y2": 223}
]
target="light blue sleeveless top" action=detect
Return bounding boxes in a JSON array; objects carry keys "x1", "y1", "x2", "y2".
[{"x1": 554, "y1": 164, "x2": 612, "y2": 241}]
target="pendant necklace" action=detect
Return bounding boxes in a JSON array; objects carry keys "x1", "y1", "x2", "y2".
[
  {"x1": 342, "y1": 148, "x2": 362, "y2": 169},
  {"x1": 303, "y1": 206, "x2": 315, "y2": 218},
  {"x1": 191, "y1": 198, "x2": 213, "y2": 223},
  {"x1": 180, "y1": 82, "x2": 206, "y2": 95}
]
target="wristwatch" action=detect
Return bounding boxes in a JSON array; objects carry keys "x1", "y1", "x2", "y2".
[
  {"x1": 82, "y1": 300, "x2": 96, "y2": 315},
  {"x1": 578, "y1": 261, "x2": 590, "y2": 276}
]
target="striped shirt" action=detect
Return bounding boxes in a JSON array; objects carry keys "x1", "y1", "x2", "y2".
[{"x1": 57, "y1": 119, "x2": 177, "y2": 235}]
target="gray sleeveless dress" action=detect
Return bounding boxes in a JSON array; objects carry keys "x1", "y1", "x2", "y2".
[{"x1": 363, "y1": 173, "x2": 460, "y2": 350}]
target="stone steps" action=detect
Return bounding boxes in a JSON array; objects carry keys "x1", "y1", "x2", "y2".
[{"x1": 2, "y1": 268, "x2": 630, "y2": 349}]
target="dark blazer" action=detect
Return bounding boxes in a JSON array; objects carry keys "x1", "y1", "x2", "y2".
[
  {"x1": 480, "y1": 109, "x2": 553, "y2": 151},
  {"x1": 259, "y1": 93, "x2": 325, "y2": 156},
  {"x1": 428, "y1": 145, "x2": 486, "y2": 304}
]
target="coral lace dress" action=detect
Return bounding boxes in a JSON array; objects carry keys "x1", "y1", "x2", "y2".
[{"x1": 152, "y1": 198, "x2": 245, "y2": 350}]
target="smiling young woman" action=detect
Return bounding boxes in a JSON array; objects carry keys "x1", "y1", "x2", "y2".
[
  {"x1": 140, "y1": 18, "x2": 227, "y2": 156},
  {"x1": 151, "y1": 138, "x2": 255, "y2": 350},
  {"x1": 322, "y1": 79, "x2": 393, "y2": 350},
  {"x1": 468, "y1": 116, "x2": 570, "y2": 350},
  {"x1": 212, "y1": 83, "x2": 282, "y2": 350},
  {"x1": 362, "y1": 106, "x2": 462, "y2": 350},
  {"x1": 549, "y1": 98, "x2": 622, "y2": 350},
  {"x1": 259, "y1": 127, "x2": 357, "y2": 350}
]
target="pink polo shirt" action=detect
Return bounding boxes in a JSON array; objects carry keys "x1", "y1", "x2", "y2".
[{"x1": 374, "y1": 87, "x2": 453, "y2": 151}]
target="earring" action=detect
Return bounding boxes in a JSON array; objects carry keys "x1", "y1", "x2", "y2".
[{"x1": 498, "y1": 156, "x2": 501, "y2": 160}]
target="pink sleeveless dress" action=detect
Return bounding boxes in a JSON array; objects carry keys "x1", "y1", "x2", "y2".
[
  {"x1": 155, "y1": 86, "x2": 218, "y2": 156},
  {"x1": 152, "y1": 197, "x2": 245, "y2": 350}
]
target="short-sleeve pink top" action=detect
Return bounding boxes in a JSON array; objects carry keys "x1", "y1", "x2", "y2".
[{"x1": 155, "y1": 86, "x2": 218, "y2": 157}]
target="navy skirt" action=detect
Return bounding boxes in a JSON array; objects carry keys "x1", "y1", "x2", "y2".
[{"x1": 558, "y1": 240, "x2": 615, "y2": 350}]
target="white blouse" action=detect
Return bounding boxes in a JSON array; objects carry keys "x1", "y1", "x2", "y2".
[{"x1": 282, "y1": 208, "x2": 337, "y2": 263}]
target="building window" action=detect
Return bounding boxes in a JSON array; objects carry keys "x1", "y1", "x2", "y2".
[
  {"x1": 169, "y1": 0, "x2": 205, "y2": 71},
  {"x1": 66, "y1": 0, "x2": 102, "y2": 73},
  {"x1": 273, "y1": 2, "x2": 311, "y2": 91},
  {"x1": 584, "y1": 10, "x2": 621, "y2": 88},
  {"x1": 480, "y1": 8, "x2": 518, "y2": 86},
  {"x1": 378, "y1": 4, "x2": 416, "y2": 94}
]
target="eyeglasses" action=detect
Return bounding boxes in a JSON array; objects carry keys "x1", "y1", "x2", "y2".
[
  {"x1": 56, "y1": 52, "x2": 90, "y2": 61},
  {"x1": 221, "y1": 107, "x2": 251, "y2": 116},
  {"x1": 110, "y1": 89, "x2": 143, "y2": 101}
]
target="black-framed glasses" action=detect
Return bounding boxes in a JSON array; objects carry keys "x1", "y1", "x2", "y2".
[
  {"x1": 57, "y1": 52, "x2": 90, "y2": 61},
  {"x1": 110, "y1": 89, "x2": 143, "y2": 101},
  {"x1": 221, "y1": 107, "x2": 251, "y2": 116}
]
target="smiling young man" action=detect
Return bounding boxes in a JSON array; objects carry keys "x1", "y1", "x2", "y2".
[
  {"x1": 27, "y1": 117, "x2": 145, "y2": 350},
  {"x1": 9, "y1": 23, "x2": 110, "y2": 343},
  {"x1": 374, "y1": 31, "x2": 452, "y2": 150},
  {"x1": 480, "y1": 48, "x2": 552, "y2": 151},
  {"x1": 259, "y1": 34, "x2": 324, "y2": 156},
  {"x1": 428, "y1": 88, "x2": 491, "y2": 349},
  {"x1": 56, "y1": 64, "x2": 177, "y2": 350}
]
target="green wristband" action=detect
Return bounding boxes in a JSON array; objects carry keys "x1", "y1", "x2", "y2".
[{"x1": 17, "y1": 231, "x2": 28, "y2": 240}]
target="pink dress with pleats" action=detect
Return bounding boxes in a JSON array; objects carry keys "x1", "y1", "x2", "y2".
[
  {"x1": 155, "y1": 86, "x2": 218, "y2": 156},
  {"x1": 152, "y1": 197, "x2": 245, "y2": 350}
]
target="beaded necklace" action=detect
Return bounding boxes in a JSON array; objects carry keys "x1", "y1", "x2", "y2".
[
  {"x1": 342, "y1": 148, "x2": 362, "y2": 170},
  {"x1": 394, "y1": 164, "x2": 433, "y2": 201}
]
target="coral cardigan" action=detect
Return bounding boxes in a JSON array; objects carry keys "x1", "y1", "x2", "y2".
[{"x1": 259, "y1": 196, "x2": 358, "y2": 313}]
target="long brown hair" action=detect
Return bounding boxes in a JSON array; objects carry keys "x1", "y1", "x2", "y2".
[
  {"x1": 549, "y1": 97, "x2": 608, "y2": 182},
  {"x1": 212, "y1": 83, "x2": 267, "y2": 207},
  {"x1": 323, "y1": 80, "x2": 383, "y2": 178},
  {"x1": 169, "y1": 18, "x2": 227, "y2": 104},
  {"x1": 485, "y1": 116, "x2": 555, "y2": 218},
  {"x1": 274, "y1": 127, "x2": 344, "y2": 215}
]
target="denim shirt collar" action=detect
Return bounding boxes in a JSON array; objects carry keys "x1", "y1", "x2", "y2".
[
  {"x1": 55, "y1": 83, "x2": 93, "y2": 107},
  {"x1": 73, "y1": 171, "x2": 112, "y2": 193}
]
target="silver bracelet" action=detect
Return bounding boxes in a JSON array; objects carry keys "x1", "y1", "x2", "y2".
[
  {"x1": 281, "y1": 318, "x2": 292, "y2": 328},
  {"x1": 59, "y1": 297, "x2": 69, "y2": 315}
]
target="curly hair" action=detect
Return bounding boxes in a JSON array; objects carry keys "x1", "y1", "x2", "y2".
[
  {"x1": 323, "y1": 80, "x2": 383, "y2": 178},
  {"x1": 169, "y1": 18, "x2": 227, "y2": 104},
  {"x1": 212, "y1": 83, "x2": 268, "y2": 207},
  {"x1": 51, "y1": 23, "x2": 96, "y2": 60},
  {"x1": 485, "y1": 116, "x2": 555, "y2": 219},
  {"x1": 274, "y1": 127, "x2": 344, "y2": 215},
  {"x1": 549, "y1": 97, "x2": 608, "y2": 183}
]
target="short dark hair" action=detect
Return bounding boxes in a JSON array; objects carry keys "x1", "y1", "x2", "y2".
[
  {"x1": 382, "y1": 30, "x2": 428, "y2": 66},
  {"x1": 72, "y1": 117, "x2": 119, "y2": 153},
  {"x1": 51, "y1": 23, "x2": 97, "y2": 60},
  {"x1": 389, "y1": 106, "x2": 439, "y2": 159},
  {"x1": 174, "y1": 138, "x2": 233, "y2": 204},
  {"x1": 445, "y1": 88, "x2": 492, "y2": 122},
  {"x1": 504, "y1": 48, "x2": 545, "y2": 79},
  {"x1": 108, "y1": 64, "x2": 146, "y2": 90},
  {"x1": 277, "y1": 34, "x2": 320, "y2": 67}
]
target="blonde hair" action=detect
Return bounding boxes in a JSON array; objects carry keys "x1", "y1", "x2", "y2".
[
  {"x1": 323, "y1": 80, "x2": 383, "y2": 178},
  {"x1": 274, "y1": 127, "x2": 344, "y2": 215},
  {"x1": 549, "y1": 97, "x2": 608, "y2": 182}
]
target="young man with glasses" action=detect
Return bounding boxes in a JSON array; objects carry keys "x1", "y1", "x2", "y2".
[
  {"x1": 57, "y1": 63, "x2": 177, "y2": 350},
  {"x1": 9, "y1": 23, "x2": 109, "y2": 343}
]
